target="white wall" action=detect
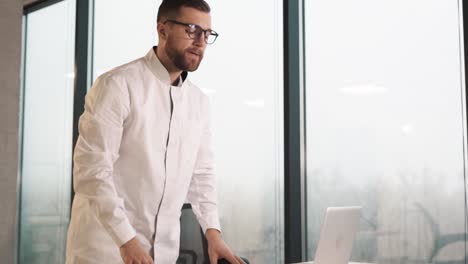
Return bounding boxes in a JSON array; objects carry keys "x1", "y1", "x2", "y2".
[{"x1": 0, "y1": 0, "x2": 21, "y2": 261}]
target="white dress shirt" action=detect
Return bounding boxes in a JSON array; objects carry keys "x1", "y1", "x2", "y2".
[{"x1": 66, "y1": 47, "x2": 220, "y2": 264}]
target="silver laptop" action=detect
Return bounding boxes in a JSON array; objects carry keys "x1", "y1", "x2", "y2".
[{"x1": 313, "y1": 206, "x2": 361, "y2": 264}]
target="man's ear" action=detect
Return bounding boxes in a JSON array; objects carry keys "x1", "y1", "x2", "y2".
[{"x1": 157, "y1": 23, "x2": 167, "y2": 39}]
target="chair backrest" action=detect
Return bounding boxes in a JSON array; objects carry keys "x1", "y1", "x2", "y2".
[
  {"x1": 176, "y1": 204, "x2": 250, "y2": 264},
  {"x1": 177, "y1": 203, "x2": 209, "y2": 264}
]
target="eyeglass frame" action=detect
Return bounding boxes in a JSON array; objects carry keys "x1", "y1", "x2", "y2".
[{"x1": 163, "y1": 19, "x2": 219, "y2": 44}]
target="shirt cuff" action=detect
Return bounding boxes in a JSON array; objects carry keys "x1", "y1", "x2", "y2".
[
  {"x1": 107, "y1": 217, "x2": 137, "y2": 247},
  {"x1": 198, "y1": 211, "x2": 221, "y2": 235}
]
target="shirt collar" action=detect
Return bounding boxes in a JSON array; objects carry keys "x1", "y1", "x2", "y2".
[
  {"x1": 174, "y1": 75, "x2": 183, "y2": 87},
  {"x1": 144, "y1": 46, "x2": 188, "y2": 86}
]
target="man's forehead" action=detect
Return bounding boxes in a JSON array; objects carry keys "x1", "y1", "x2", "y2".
[{"x1": 176, "y1": 6, "x2": 212, "y2": 29}]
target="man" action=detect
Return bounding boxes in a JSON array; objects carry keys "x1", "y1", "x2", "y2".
[{"x1": 66, "y1": 0, "x2": 243, "y2": 263}]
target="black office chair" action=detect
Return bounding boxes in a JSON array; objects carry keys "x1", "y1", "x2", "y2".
[{"x1": 176, "y1": 204, "x2": 250, "y2": 264}]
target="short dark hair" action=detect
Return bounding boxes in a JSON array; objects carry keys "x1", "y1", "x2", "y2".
[{"x1": 157, "y1": 0, "x2": 211, "y2": 22}]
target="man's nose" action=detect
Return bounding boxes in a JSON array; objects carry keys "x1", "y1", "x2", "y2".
[{"x1": 193, "y1": 32, "x2": 207, "y2": 46}]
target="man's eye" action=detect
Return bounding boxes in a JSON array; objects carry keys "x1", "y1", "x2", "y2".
[{"x1": 187, "y1": 25, "x2": 198, "y2": 33}]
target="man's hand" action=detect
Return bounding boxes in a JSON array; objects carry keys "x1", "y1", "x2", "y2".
[
  {"x1": 206, "y1": 229, "x2": 244, "y2": 264},
  {"x1": 120, "y1": 237, "x2": 154, "y2": 264}
]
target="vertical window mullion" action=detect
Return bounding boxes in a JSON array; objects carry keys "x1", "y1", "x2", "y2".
[
  {"x1": 72, "y1": 0, "x2": 92, "y2": 202},
  {"x1": 284, "y1": 0, "x2": 307, "y2": 262}
]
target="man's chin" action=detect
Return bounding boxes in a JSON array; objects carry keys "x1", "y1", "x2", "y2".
[{"x1": 182, "y1": 60, "x2": 201, "y2": 72}]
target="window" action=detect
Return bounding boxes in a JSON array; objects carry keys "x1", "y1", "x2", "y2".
[
  {"x1": 304, "y1": 0, "x2": 466, "y2": 262},
  {"x1": 19, "y1": 0, "x2": 76, "y2": 263},
  {"x1": 92, "y1": 0, "x2": 284, "y2": 262}
]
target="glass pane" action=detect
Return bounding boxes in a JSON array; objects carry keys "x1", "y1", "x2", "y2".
[
  {"x1": 92, "y1": 0, "x2": 157, "y2": 79},
  {"x1": 190, "y1": 2, "x2": 284, "y2": 263},
  {"x1": 93, "y1": 1, "x2": 284, "y2": 263},
  {"x1": 20, "y1": 1, "x2": 76, "y2": 263},
  {"x1": 305, "y1": 0, "x2": 466, "y2": 263}
]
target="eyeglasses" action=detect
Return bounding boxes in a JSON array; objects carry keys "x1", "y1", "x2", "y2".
[{"x1": 164, "y1": 19, "x2": 219, "y2": 44}]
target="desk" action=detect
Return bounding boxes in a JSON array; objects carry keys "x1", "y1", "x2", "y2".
[{"x1": 291, "y1": 262, "x2": 372, "y2": 264}]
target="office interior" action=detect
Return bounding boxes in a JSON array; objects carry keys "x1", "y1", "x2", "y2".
[{"x1": 1, "y1": 0, "x2": 468, "y2": 263}]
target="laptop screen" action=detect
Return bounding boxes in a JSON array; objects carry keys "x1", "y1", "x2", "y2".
[{"x1": 313, "y1": 206, "x2": 362, "y2": 264}]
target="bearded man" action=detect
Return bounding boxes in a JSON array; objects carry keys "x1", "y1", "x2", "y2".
[{"x1": 65, "y1": 1, "x2": 242, "y2": 263}]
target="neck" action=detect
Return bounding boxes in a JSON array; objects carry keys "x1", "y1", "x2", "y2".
[{"x1": 155, "y1": 46, "x2": 183, "y2": 85}]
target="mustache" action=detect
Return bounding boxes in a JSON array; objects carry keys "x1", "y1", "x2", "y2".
[{"x1": 186, "y1": 48, "x2": 204, "y2": 56}]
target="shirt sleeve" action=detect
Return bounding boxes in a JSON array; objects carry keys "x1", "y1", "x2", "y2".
[
  {"x1": 73, "y1": 74, "x2": 136, "y2": 247},
  {"x1": 186, "y1": 96, "x2": 221, "y2": 234}
]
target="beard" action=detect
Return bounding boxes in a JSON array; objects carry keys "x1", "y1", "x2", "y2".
[{"x1": 165, "y1": 38, "x2": 204, "y2": 72}]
